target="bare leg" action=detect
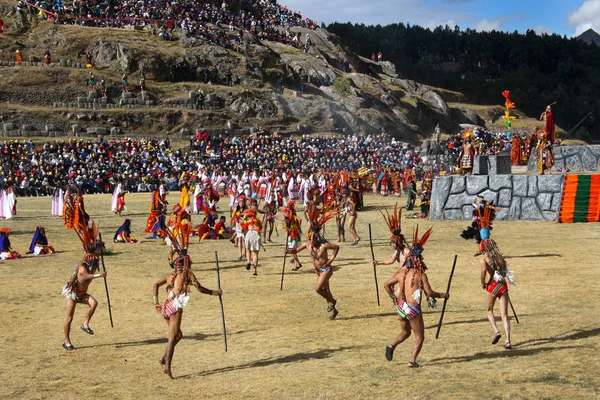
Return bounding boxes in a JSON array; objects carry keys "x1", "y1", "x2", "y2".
[
  {"x1": 499, "y1": 294, "x2": 511, "y2": 346},
  {"x1": 64, "y1": 299, "x2": 77, "y2": 346},
  {"x1": 315, "y1": 270, "x2": 335, "y2": 304},
  {"x1": 408, "y1": 314, "x2": 425, "y2": 365},
  {"x1": 389, "y1": 318, "x2": 411, "y2": 355},
  {"x1": 486, "y1": 293, "x2": 499, "y2": 336},
  {"x1": 252, "y1": 251, "x2": 259, "y2": 275},
  {"x1": 163, "y1": 311, "x2": 182, "y2": 379},
  {"x1": 348, "y1": 216, "x2": 359, "y2": 243},
  {"x1": 81, "y1": 295, "x2": 98, "y2": 329}
]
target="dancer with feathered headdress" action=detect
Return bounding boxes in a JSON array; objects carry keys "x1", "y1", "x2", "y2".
[
  {"x1": 383, "y1": 225, "x2": 449, "y2": 367},
  {"x1": 152, "y1": 220, "x2": 223, "y2": 379},
  {"x1": 61, "y1": 219, "x2": 106, "y2": 351},
  {"x1": 372, "y1": 203, "x2": 410, "y2": 269},
  {"x1": 475, "y1": 202, "x2": 514, "y2": 349},
  {"x1": 286, "y1": 202, "x2": 340, "y2": 320}
]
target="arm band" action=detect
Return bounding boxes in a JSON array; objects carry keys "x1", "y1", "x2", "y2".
[
  {"x1": 391, "y1": 294, "x2": 397, "y2": 300},
  {"x1": 211, "y1": 290, "x2": 220, "y2": 296},
  {"x1": 153, "y1": 296, "x2": 158, "y2": 305},
  {"x1": 93, "y1": 273, "x2": 101, "y2": 278}
]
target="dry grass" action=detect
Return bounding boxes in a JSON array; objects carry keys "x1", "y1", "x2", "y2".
[{"x1": 0, "y1": 192, "x2": 599, "y2": 399}]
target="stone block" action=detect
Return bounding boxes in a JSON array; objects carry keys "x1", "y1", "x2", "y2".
[
  {"x1": 466, "y1": 175, "x2": 488, "y2": 195},
  {"x1": 22, "y1": 124, "x2": 33, "y2": 131},
  {"x1": 527, "y1": 176, "x2": 538, "y2": 197},
  {"x1": 521, "y1": 197, "x2": 543, "y2": 220},
  {"x1": 538, "y1": 175, "x2": 563, "y2": 193},
  {"x1": 588, "y1": 146, "x2": 600, "y2": 158},
  {"x1": 45, "y1": 124, "x2": 55, "y2": 132},
  {"x1": 8, "y1": 62, "x2": 15, "y2": 67},
  {"x1": 99, "y1": 97, "x2": 107, "y2": 104},
  {"x1": 550, "y1": 193, "x2": 561, "y2": 212},
  {"x1": 542, "y1": 211, "x2": 557, "y2": 221},
  {"x1": 3, "y1": 123, "x2": 15, "y2": 131},
  {"x1": 509, "y1": 197, "x2": 521, "y2": 220},
  {"x1": 489, "y1": 175, "x2": 512, "y2": 191},
  {"x1": 110, "y1": 127, "x2": 121, "y2": 136},
  {"x1": 146, "y1": 100, "x2": 155, "y2": 106},
  {"x1": 429, "y1": 177, "x2": 452, "y2": 220},
  {"x1": 140, "y1": 91, "x2": 148, "y2": 101},
  {"x1": 189, "y1": 91, "x2": 197, "y2": 99},
  {"x1": 446, "y1": 192, "x2": 477, "y2": 209},
  {"x1": 513, "y1": 176, "x2": 527, "y2": 197},
  {"x1": 473, "y1": 155, "x2": 488, "y2": 175},
  {"x1": 67, "y1": 60, "x2": 72, "y2": 67},
  {"x1": 566, "y1": 155, "x2": 582, "y2": 171},
  {"x1": 498, "y1": 189, "x2": 512, "y2": 207},
  {"x1": 538, "y1": 193, "x2": 552, "y2": 211},
  {"x1": 443, "y1": 209, "x2": 463, "y2": 220},
  {"x1": 180, "y1": 128, "x2": 191, "y2": 136},
  {"x1": 450, "y1": 176, "x2": 465, "y2": 194},
  {"x1": 479, "y1": 189, "x2": 498, "y2": 204},
  {"x1": 554, "y1": 158, "x2": 565, "y2": 170},
  {"x1": 581, "y1": 148, "x2": 598, "y2": 171},
  {"x1": 461, "y1": 205, "x2": 473, "y2": 219},
  {"x1": 488, "y1": 153, "x2": 511, "y2": 174},
  {"x1": 122, "y1": 92, "x2": 133, "y2": 99},
  {"x1": 88, "y1": 91, "x2": 99, "y2": 99},
  {"x1": 496, "y1": 207, "x2": 509, "y2": 220}
]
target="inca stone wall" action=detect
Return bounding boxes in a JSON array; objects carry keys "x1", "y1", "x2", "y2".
[
  {"x1": 528, "y1": 145, "x2": 600, "y2": 173},
  {"x1": 430, "y1": 175, "x2": 564, "y2": 221}
]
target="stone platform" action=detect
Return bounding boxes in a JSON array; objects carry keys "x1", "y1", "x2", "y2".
[
  {"x1": 528, "y1": 145, "x2": 600, "y2": 173},
  {"x1": 430, "y1": 174, "x2": 564, "y2": 221}
]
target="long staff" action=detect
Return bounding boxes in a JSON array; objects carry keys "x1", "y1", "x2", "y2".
[
  {"x1": 435, "y1": 254, "x2": 458, "y2": 339},
  {"x1": 215, "y1": 251, "x2": 228, "y2": 351},
  {"x1": 98, "y1": 233, "x2": 114, "y2": 328},
  {"x1": 280, "y1": 230, "x2": 291, "y2": 291},
  {"x1": 368, "y1": 223, "x2": 380, "y2": 306},
  {"x1": 508, "y1": 298, "x2": 520, "y2": 324}
]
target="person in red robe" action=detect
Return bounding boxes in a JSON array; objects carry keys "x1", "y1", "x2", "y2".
[
  {"x1": 540, "y1": 105, "x2": 555, "y2": 143},
  {"x1": 510, "y1": 135, "x2": 522, "y2": 165}
]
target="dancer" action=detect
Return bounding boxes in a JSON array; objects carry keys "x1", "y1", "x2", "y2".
[
  {"x1": 145, "y1": 187, "x2": 167, "y2": 238},
  {"x1": 111, "y1": 182, "x2": 128, "y2": 216},
  {"x1": 153, "y1": 224, "x2": 222, "y2": 379},
  {"x1": 27, "y1": 226, "x2": 55, "y2": 255},
  {"x1": 383, "y1": 226, "x2": 449, "y2": 367},
  {"x1": 372, "y1": 203, "x2": 410, "y2": 268},
  {"x1": 476, "y1": 202, "x2": 514, "y2": 349},
  {"x1": 51, "y1": 186, "x2": 64, "y2": 217},
  {"x1": 0, "y1": 228, "x2": 20, "y2": 259},
  {"x1": 346, "y1": 195, "x2": 360, "y2": 245},
  {"x1": 458, "y1": 130, "x2": 475, "y2": 175},
  {"x1": 335, "y1": 193, "x2": 347, "y2": 242},
  {"x1": 242, "y1": 208, "x2": 263, "y2": 275},
  {"x1": 286, "y1": 203, "x2": 339, "y2": 320},
  {"x1": 282, "y1": 201, "x2": 303, "y2": 270},
  {"x1": 261, "y1": 199, "x2": 276, "y2": 243},
  {"x1": 61, "y1": 221, "x2": 106, "y2": 350},
  {"x1": 114, "y1": 219, "x2": 138, "y2": 243},
  {"x1": 536, "y1": 130, "x2": 554, "y2": 175},
  {"x1": 63, "y1": 186, "x2": 76, "y2": 229}
]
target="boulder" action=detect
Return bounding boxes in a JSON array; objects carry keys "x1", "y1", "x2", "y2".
[{"x1": 466, "y1": 176, "x2": 488, "y2": 195}]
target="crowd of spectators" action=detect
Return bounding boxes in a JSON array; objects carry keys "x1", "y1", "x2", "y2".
[
  {"x1": 19, "y1": 0, "x2": 317, "y2": 40},
  {"x1": 1, "y1": 133, "x2": 444, "y2": 197}
]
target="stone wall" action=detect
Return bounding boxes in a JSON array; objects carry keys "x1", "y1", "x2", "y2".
[
  {"x1": 430, "y1": 175, "x2": 564, "y2": 221},
  {"x1": 528, "y1": 145, "x2": 600, "y2": 173}
]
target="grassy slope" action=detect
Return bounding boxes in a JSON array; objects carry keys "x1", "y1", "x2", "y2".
[{"x1": 0, "y1": 192, "x2": 598, "y2": 399}]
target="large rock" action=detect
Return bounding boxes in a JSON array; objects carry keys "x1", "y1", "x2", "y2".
[
  {"x1": 450, "y1": 175, "x2": 466, "y2": 194},
  {"x1": 430, "y1": 176, "x2": 451, "y2": 220},
  {"x1": 538, "y1": 193, "x2": 553, "y2": 211},
  {"x1": 466, "y1": 176, "x2": 488, "y2": 195},
  {"x1": 521, "y1": 197, "x2": 543, "y2": 220},
  {"x1": 538, "y1": 175, "x2": 564, "y2": 193},
  {"x1": 513, "y1": 176, "x2": 527, "y2": 197},
  {"x1": 445, "y1": 192, "x2": 477, "y2": 209},
  {"x1": 527, "y1": 176, "x2": 539, "y2": 197},
  {"x1": 489, "y1": 175, "x2": 512, "y2": 191},
  {"x1": 509, "y1": 197, "x2": 522, "y2": 219},
  {"x1": 498, "y1": 189, "x2": 512, "y2": 207}
]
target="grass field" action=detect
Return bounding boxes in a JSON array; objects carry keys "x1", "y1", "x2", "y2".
[{"x1": 0, "y1": 192, "x2": 598, "y2": 399}]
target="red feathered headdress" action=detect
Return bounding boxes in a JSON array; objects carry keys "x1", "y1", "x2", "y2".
[
  {"x1": 380, "y1": 202, "x2": 405, "y2": 245},
  {"x1": 306, "y1": 202, "x2": 338, "y2": 242},
  {"x1": 407, "y1": 225, "x2": 433, "y2": 272},
  {"x1": 73, "y1": 219, "x2": 100, "y2": 267}
]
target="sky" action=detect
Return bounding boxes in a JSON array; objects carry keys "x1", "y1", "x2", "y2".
[{"x1": 281, "y1": 0, "x2": 598, "y2": 37}]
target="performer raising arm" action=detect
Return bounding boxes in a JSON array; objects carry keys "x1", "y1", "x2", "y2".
[
  {"x1": 286, "y1": 203, "x2": 340, "y2": 320},
  {"x1": 383, "y1": 226, "x2": 448, "y2": 367},
  {"x1": 153, "y1": 224, "x2": 222, "y2": 379}
]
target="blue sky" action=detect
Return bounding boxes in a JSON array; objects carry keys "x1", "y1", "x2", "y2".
[{"x1": 281, "y1": 0, "x2": 597, "y2": 37}]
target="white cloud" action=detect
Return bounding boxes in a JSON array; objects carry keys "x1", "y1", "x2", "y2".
[
  {"x1": 473, "y1": 18, "x2": 502, "y2": 32},
  {"x1": 568, "y1": 0, "x2": 600, "y2": 36},
  {"x1": 532, "y1": 25, "x2": 551, "y2": 35}
]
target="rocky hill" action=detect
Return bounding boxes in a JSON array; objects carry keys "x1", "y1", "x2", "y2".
[{"x1": 0, "y1": 2, "x2": 490, "y2": 140}]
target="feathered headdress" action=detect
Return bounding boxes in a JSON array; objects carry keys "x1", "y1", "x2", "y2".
[
  {"x1": 165, "y1": 218, "x2": 192, "y2": 269},
  {"x1": 380, "y1": 203, "x2": 405, "y2": 246},
  {"x1": 74, "y1": 219, "x2": 100, "y2": 268},
  {"x1": 475, "y1": 202, "x2": 497, "y2": 253},
  {"x1": 462, "y1": 129, "x2": 473, "y2": 141},
  {"x1": 407, "y1": 225, "x2": 433, "y2": 271},
  {"x1": 306, "y1": 202, "x2": 338, "y2": 242}
]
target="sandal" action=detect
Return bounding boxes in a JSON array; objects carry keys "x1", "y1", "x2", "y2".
[
  {"x1": 504, "y1": 343, "x2": 512, "y2": 350},
  {"x1": 81, "y1": 325, "x2": 94, "y2": 335},
  {"x1": 327, "y1": 299, "x2": 337, "y2": 312},
  {"x1": 253, "y1": 271, "x2": 257, "y2": 276},
  {"x1": 62, "y1": 343, "x2": 75, "y2": 351},
  {"x1": 292, "y1": 264, "x2": 303, "y2": 271},
  {"x1": 246, "y1": 263, "x2": 251, "y2": 271},
  {"x1": 408, "y1": 361, "x2": 420, "y2": 368},
  {"x1": 385, "y1": 346, "x2": 393, "y2": 362},
  {"x1": 492, "y1": 333, "x2": 501, "y2": 345},
  {"x1": 329, "y1": 309, "x2": 339, "y2": 320}
]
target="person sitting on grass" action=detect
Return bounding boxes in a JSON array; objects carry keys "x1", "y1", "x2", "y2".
[{"x1": 27, "y1": 226, "x2": 55, "y2": 255}]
